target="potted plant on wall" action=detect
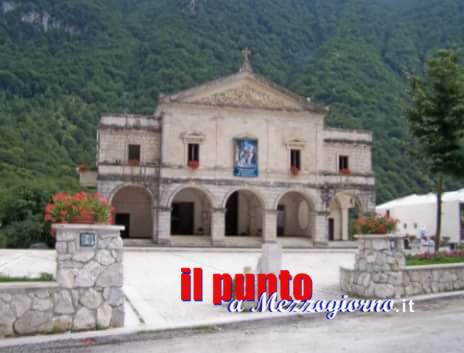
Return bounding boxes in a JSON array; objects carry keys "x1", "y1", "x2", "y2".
[
  {"x1": 128, "y1": 159, "x2": 140, "y2": 166},
  {"x1": 290, "y1": 166, "x2": 300, "y2": 176},
  {"x1": 188, "y1": 160, "x2": 199, "y2": 170},
  {"x1": 353, "y1": 214, "x2": 398, "y2": 237},
  {"x1": 44, "y1": 192, "x2": 114, "y2": 228},
  {"x1": 339, "y1": 168, "x2": 352, "y2": 176}
]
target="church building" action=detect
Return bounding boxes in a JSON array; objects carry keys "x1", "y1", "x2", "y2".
[{"x1": 92, "y1": 51, "x2": 376, "y2": 247}]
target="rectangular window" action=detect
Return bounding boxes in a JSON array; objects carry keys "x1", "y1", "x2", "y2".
[
  {"x1": 290, "y1": 149, "x2": 301, "y2": 169},
  {"x1": 128, "y1": 144, "x2": 141, "y2": 163},
  {"x1": 188, "y1": 143, "x2": 200, "y2": 162},
  {"x1": 339, "y1": 155, "x2": 349, "y2": 171}
]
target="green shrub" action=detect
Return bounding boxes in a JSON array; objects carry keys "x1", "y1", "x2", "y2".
[{"x1": 2, "y1": 219, "x2": 47, "y2": 249}]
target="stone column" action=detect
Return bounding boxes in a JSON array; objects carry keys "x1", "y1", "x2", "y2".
[
  {"x1": 152, "y1": 204, "x2": 159, "y2": 242},
  {"x1": 157, "y1": 207, "x2": 171, "y2": 246},
  {"x1": 313, "y1": 211, "x2": 329, "y2": 247},
  {"x1": 53, "y1": 224, "x2": 125, "y2": 330},
  {"x1": 211, "y1": 208, "x2": 226, "y2": 247},
  {"x1": 262, "y1": 210, "x2": 277, "y2": 243},
  {"x1": 341, "y1": 207, "x2": 349, "y2": 241}
]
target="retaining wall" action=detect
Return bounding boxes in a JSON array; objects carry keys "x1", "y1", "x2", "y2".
[{"x1": 340, "y1": 235, "x2": 464, "y2": 298}]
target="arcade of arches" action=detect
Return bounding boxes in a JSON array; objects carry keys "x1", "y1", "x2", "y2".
[{"x1": 111, "y1": 186, "x2": 365, "y2": 243}]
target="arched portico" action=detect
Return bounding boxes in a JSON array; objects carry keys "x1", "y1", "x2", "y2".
[
  {"x1": 328, "y1": 192, "x2": 364, "y2": 241},
  {"x1": 111, "y1": 185, "x2": 153, "y2": 239},
  {"x1": 169, "y1": 187, "x2": 213, "y2": 236},
  {"x1": 223, "y1": 189, "x2": 264, "y2": 237},
  {"x1": 275, "y1": 190, "x2": 316, "y2": 238}
]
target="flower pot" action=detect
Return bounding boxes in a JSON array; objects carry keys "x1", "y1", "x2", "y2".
[
  {"x1": 339, "y1": 168, "x2": 352, "y2": 176},
  {"x1": 128, "y1": 159, "x2": 140, "y2": 166},
  {"x1": 290, "y1": 167, "x2": 300, "y2": 176},
  {"x1": 188, "y1": 160, "x2": 199, "y2": 170},
  {"x1": 71, "y1": 214, "x2": 94, "y2": 224}
]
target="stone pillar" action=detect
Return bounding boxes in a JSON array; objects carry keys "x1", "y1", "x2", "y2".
[
  {"x1": 152, "y1": 204, "x2": 159, "y2": 242},
  {"x1": 157, "y1": 207, "x2": 171, "y2": 246},
  {"x1": 340, "y1": 235, "x2": 406, "y2": 298},
  {"x1": 313, "y1": 211, "x2": 329, "y2": 247},
  {"x1": 262, "y1": 210, "x2": 277, "y2": 243},
  {"x1": 341, "y1": 207, "x2": 349, "y2": 241},
  {"x1": 53, "y1": 224, "x2": 125, "y2": 330},
  {"x1": 211, "y1": 208, "x2": 226, "y2": 247}
]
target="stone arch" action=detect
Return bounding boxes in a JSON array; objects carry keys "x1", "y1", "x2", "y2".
[
  {"x1": 109, "y1": 183, "x2": 154, "y2": 205},
  {"x1": 111, "y1": 184, "x2": 153, "y2": 239},
  {"x1": 166, "y1": 184, "x2": 217, "y2": 209},
  {"x1": 221, "y1": 187, "x2": 266, "y2": 209},
  {"x1": 223, "y1": 188, "x2": 265, "y2": 237},
  {"x1": 169, "y1": 186, "x2": 214, "y2": 236},
  {"x1": 274, "y1": 190, "x2": 317, "y2": 238},
  {"x1": 328, "y1": 191, "x2": 365, "y2": 241}
]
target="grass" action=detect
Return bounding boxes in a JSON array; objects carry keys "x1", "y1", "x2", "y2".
[
  {"x1": 406, "y1": 255, "x2": 464, "y2": 266},
  {"x1": 0, "y1": 272, "x2": 54, "y2": 282}
]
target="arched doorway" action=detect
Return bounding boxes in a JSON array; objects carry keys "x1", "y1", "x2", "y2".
[
  {"x1": 111, "y1": 186, "x2": 153, "y2": 239},
  {"x1": 225, "y1": 190, "x2": 263, "y2": 236},
  {"x1": 328, "y1": 193, "x2": 363, "y2": 241},
  {"x1": 276, "y1": 191, "x2": 315, "y2": 238},
  {"x1": 170, "y1": 188, "x2": 212, "y2": 236}
]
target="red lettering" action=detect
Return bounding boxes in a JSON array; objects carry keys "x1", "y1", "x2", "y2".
[
  {"x1": 235, "y1": 273, "x2": 255, "y2": 301},
  {"x1": 279, "y1": 270, "x2": 292, "y2": 300},
  {"x1": 293, "y1": 273, "x2": 312, "y2": 300},
  {"x1": 257, "y1": 273, "x2": 278, "y2": 298},
  {"x1": 193, "y1": 268, "x2": 203, "y2": 301},
  {"x1": 181, "y1": 268, "x2": 191, "y2": 301},
  {"x1": 213, "y1": 273, "x2": 233, "y2": 305}
]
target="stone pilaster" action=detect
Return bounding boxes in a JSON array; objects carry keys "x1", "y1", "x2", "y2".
[
  {"x1": 152, "y1": 204, "x2": 159, "y2": 242},
  {"x1": 263, "y1": 210, "x2": 277, "y2": 243},
  {"x1": 211, "y1": 208, "x2": 226, "y2": 247},
  {"x1": 341, "y1": 207, "x2": 349, "y2": 241},
  {"x1": 157, "y1": 207, "x2": 171, "y2": 246},
  {"x1": 313, "y1": 211, "x2": 329, "y2": 247}
]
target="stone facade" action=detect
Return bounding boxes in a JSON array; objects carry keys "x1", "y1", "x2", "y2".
[
  {"x1": 93, "y1": 59, "x2": 376, "y2": 246},
  {"x1": 340, "y1": 235, "x2": 464, "y2": 298},
  {"x1": 0, "y1": 224, "x2": 124, "y2": 338}
]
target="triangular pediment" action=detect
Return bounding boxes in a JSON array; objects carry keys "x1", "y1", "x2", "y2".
[{"x1": 161, "y1": 72, "x2": 326, "y2": 113}]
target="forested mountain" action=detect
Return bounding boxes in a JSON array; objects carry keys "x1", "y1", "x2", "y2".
[{"x1": 1, "y1": 0, "x2": 464, "y2": 205}]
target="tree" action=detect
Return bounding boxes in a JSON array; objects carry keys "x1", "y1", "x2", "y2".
[{"x1": 407, "y1": 49, "x2": 464, "y2": 251}]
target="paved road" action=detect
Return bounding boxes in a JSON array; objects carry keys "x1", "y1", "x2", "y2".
[
  {"x1": 0, "y1": 249, "x2": 355, "y2": 327},
  {"x1": 3, "y1": 297, "x2": 463, "y2": 353}
]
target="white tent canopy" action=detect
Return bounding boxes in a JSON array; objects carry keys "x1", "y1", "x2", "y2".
[
  {"x1": 376, "y1": 189, "x2": 464, "y2": 243},
  {"x1": 377, "y1": 189, "x2": 464, "y2": 210}
]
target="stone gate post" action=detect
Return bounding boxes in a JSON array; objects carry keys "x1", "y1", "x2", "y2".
[
  {"x1": 54, "y1": 224, "x2": 125, "y2": 330},
  {"x1": 340, "y1": 235, "x2": 406, "y2": 298}
]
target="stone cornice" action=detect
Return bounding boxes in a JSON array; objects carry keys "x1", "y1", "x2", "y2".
[
  {"x1": 323, "y1": 138, "x2": 372, "y2": 146},
  {"x1": 98, "y1": 173, "x2": 376, "y2": 191}
]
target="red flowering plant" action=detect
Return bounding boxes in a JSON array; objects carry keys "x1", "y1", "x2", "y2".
[
  {"x1": 353, "y1": 214, "x2": 398, "y2": 235},
  {"x1": 339, "y1": 168, "x2": 352, "y2": 176},
  {"x1": 188, "y1": 160, "x2": 199, "y2": 170},
  {"x1": 290, "y1": 166, "x2": 300, "y2": 176},
  {"x1": 44, "y1": 192, "x2": 114, "y2": 227}
]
